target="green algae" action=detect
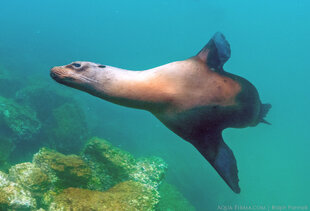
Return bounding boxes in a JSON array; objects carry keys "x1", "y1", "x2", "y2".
[
  {"x1": 15, "y1": 82, "x2": 71, "y2": 121},
  {"x1": 0, "y1": 96, "x2": 41, "y2": 139},
  {"x1": 50, "y1": 181, "x2": 158, "y2": 211},
  {"x1": 0, "y1": 171, "x2": 37, "y2": 210},
  {"x1": 131, "y1": 156, "x2": 167, "y2": 189},
  {"x1": 0, "y1": 136, "x2": 14, "y2": 166},
  {"x1": 156, "y1": 181, "x2": 196, "y2": 211},
  {"x1": 83, "y1": 137, "x2": 136, "y2": 190},
  {"x1": 33, "y1": 148, "x2": 91, "y2": 189},
  {"x1": 9, "y1": 162, "x2": 51, "y2": 195},
  {"x1": 0, "y1": 189, "x2": 9, "y2": 210},
  {"x1": 83, "y1": 137, "x2": 167, "y2": 191},
  {"x1": 45, "y1": 103, "x2": 89, "y2": 154},
  {"x1": 15, "y1": 82, "x2": 89, "y2": 154},
  {"x1": 0, "y1": 137, "x2": 195, "y2": 210}
]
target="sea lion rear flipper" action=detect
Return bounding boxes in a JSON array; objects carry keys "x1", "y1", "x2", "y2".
[
  {"x1": 197, "y1": 32, "x2": 231, "y2": 71},
  {"x1": 194, "y1": 132, "x2": 240, "y2": 193}
]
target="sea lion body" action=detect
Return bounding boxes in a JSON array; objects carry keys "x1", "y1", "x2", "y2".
[{"x1": 50, "y1": 33, "x2": 271, "y2": 193}]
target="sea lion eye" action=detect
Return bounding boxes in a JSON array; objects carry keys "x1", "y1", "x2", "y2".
[
  {"x1": 98, "y1": 65, "x2": 106, "y2": 68},
  {"x1": 72, "y1": 63, "x2": 81, "y2": 68}
]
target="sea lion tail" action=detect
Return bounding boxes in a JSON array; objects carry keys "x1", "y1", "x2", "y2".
[{"x1": 259, "y1": 103, "x2": 272, "y2": 125}]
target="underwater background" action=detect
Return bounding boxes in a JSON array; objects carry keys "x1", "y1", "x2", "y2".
[{"x1": 0, "y1": 0, "x2": 309, "y2": 210}]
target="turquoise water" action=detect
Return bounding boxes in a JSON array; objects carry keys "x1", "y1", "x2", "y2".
[{"x1": 0, "y1": 0, "x2": 309, "y2": 210}]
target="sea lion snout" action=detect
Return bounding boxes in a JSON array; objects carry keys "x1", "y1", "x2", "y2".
[
  {"x1": 50, "y1": 66, "x2": 60, "y2": 79},
  {"x1": 50, "y1": 62, "x2": 105, "y2": 89},
  {"x1": 50, "y1": 70, "x2": 57, "y2": 80},
  {"x1": 50, "y1": 66, "x2": 67, "y2": 80},
  {"x1": 50, "y1": 65, "x2": 78, "y2": 86}
]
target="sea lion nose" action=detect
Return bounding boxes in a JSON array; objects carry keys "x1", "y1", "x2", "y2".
[
  {"x1": 50, "y1": 66, "x2": 60, "y2": 79},
  {"x1": 50, "y1": 70, "x2": 57, "y2": 79}
]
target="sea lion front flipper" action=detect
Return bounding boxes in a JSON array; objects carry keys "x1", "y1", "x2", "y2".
[
  {"x1": 193, "y1": 132, "x2": 240, "y2": 193},
  {"x1": 197, "y1": 32, "x2": 231, "y2": 71}
]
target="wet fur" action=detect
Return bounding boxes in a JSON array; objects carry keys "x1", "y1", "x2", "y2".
[{"x1": 50, "y1": 34, "x2": 269, "y2": 193}]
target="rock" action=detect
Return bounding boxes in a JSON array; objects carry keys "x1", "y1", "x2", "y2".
[
  {"x1": 43, "y1": 103, "x2": 89, "y2": 154},
  {"x1": 130, "y1": 157, "x2": 167, "y2": 189},
  {"x1": 0, "y1": 136, "x2": 14, "y2": 162},
  {"x1": 15, "y1": 83, "x2": 88, "y2": 154},
  {"x1": 9, "y1": 162, "x2": 51, "y2": 196},
  {"x1": 83, "y1": 137, "x2": 167, "y2": 191},
  {"x1": 83, "y1": 137, "x2": 136, "y2": 190},
  {"x1": 14, "y1": 82, "x2": 70, "y2": 121},
  {"x1": 0, "y1": 136, "x2": 14, "y2": 171},
  {"x1": 156, "y1": 182, "x2": 196, "y2": 211},
  {"x1": 41, "y1": 190, "x2": 57, "y2": 209},
  {"x1": 0, "y1": 96, "x2": 41, "y2": 140},
  {"x1": 33, "y1": 148, "x2": 91, "y2": 189},
  {"x1": 0, "y1": 171, "x2": 10, "y2": 187},
  {"x1": 49, "y1": 181, "x2": 159, "y2": 211},
  {"x1": 0, "y1": 190, "x2": 9, "y2": 211},
  {"x1": 0, "y1": 171, "x2": 36, "y2": 210}
]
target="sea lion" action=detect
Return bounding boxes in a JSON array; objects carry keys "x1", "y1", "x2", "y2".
[{"x1": 50, "y1": 32, "x2": 271, "y2": 193}]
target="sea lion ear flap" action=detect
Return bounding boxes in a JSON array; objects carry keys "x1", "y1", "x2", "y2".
[{"x1": 196, "y1": 32, "x2": 231, "y2": 71}]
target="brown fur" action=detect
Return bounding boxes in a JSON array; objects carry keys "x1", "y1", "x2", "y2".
[
  {"x1": 50, "y1": 49, "x2": 266, "y2": 194},
  {"x1": 51, "y1": 58, "x2": 240, "y2": 114}
]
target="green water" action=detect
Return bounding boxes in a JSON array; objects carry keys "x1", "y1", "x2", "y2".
[{"x1": 0, "y1": 0, "x2": 309, "y2": 210}]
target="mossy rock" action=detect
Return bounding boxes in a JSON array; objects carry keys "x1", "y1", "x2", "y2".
[
  {"x1": 0, "y1": 96, "x2": 41, "y2": 139},
  {"x1": 0, "y1": 136, "x2": 14, "y2": 172},
  {"x1": 40, "y1": 190, "x2": 58, "y2": 209},
  {"x1": 49, "y1": 181, "x2": 159, "y2": 211},
  {"x1": 0, "y1": 189, "x2": 9, "y2": 210},
  {"x1": 0, "y1": 171, "x2": 10, "y2": 188},
  {"x1": 84, "y1": 137, "x2": 135, "y2": 172},
  {"x1": 33, "y1": 148, "x2": 91, "y2": 189},
  {"x1": 9, "y1": 162, "x2": 51, "y2": 195},
  {"x1": 15, "y1": 82, "x2": 88, "y2": 154},
  {"x1": 83, "y1": 137, "x2": 167, "y2": 191},
  {"x1": 130, "y1": 157, "x2": 167, "y2": 189},
  {"x1": 14, "y1": 82, "x2": 71, "y2": 121},
  {"x1": 0, "y1": 136, "x2": 14, "y2": 162},
  {"x1": 83, "y1": 137, "x2": 136, "y2": 190},
  {"x1": 45, "y1": 103, "x2": 88, "y2": 154},
  {"x1": 0, "y1": 171, "x2": 36, "y2": 210},
  {"x1": 156, "y1": 182, "x2": 196, "y2": 211}
]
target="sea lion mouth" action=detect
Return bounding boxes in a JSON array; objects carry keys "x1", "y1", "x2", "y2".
[
  {"x1": 50, "y1": 66, "x2": 96, "y2": 88},
  {"x1": 50, "y1": 67, "x2": 64, "y2": 81},
  {"x1": 50, "y1": 66, "x2": 75, "y2": 84},
  {"x1": 50, "y1": 71, "x2": 58, "y2": 80}
]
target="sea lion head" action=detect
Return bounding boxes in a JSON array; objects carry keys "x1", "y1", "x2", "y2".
[{"x1": 50, "y1": 61, "x2": 107, "y2": 92}]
